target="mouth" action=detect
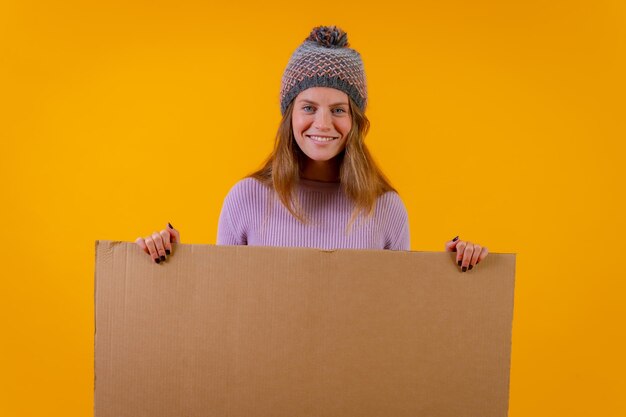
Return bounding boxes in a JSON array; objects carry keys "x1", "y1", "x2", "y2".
[{"x1": 306, "y1": 135, "x2": 339, "y2": 143}]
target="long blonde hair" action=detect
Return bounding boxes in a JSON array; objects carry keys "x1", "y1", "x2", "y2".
[{"x1": 247, "y1": 96, "x2": 397, "y2": 232}]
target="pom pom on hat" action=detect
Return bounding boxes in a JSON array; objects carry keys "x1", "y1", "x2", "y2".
[{"x1": 306, "y1": 25, "x2": 349, "y2": 48}]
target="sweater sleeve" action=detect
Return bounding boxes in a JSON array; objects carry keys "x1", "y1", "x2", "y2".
[
  {"x1": 216, "y1": 181, "x2": 249, "y2": 245},
  {"x1": 383, "y1": 192, "x2": 411, "y2": 251}
]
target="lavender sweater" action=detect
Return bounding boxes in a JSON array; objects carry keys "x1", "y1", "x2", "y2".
[{"x1": 216, "y1": 177, "x2": 410, "y2": 250}]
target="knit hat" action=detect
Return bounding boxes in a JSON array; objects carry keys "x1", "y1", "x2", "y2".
[{"x1": 279, "y1": 25, "x2": 367, "y2": 116}]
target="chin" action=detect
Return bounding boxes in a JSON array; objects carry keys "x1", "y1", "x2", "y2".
[
  {"x1": 305, "y1": 154, "x2": 336, "y2": 162},
  {"x1": 305, "y1": 150, "x2": 344, "y2": 162}
]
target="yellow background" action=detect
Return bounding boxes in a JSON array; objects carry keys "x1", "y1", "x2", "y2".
[{"x1": 2, "y1": 0, "x2": 624, "y2": 415}]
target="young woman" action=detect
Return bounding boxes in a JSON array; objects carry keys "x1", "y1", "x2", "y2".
[{"x1": 135, "y1": 25, "x2": 489, "y2": 271}]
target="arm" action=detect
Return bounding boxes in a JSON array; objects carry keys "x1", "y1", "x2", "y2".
[
  {"x1": 216, "y1": 183, "x2": 248, "y2": 245},
  {"x1": 384, "y1": 192, "x2": 410, "y2": 251}
]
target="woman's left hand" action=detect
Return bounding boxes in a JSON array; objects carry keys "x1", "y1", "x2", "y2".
[{"x1": 445, "y1": 236, "x2": 489, "y2": 272}]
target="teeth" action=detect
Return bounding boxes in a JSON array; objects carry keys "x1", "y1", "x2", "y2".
[{"x1": 309, "y1": 135, "x2": 338, "y2": 142}]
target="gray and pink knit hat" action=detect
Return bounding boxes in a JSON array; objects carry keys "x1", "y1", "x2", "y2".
[{"x1": 279, "y1": 25, "x2": 367, "y2": 116}]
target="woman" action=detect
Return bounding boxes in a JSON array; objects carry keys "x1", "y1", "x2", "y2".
[{"x1": 135, "y1": 25, "x2": 489, "y2": 271}]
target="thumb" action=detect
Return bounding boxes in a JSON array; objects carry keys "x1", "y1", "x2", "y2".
[
  {"x1": 167, "y1": 222, "x2": 181, "y2": 243},
  {"x1": 444, "y1": 235, "x2": 459, "y2": 252}
]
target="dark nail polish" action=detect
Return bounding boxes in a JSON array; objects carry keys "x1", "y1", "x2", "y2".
[
  {"x1": 458, "y1": 260, "x2": 462, "y2": 266},
  {"x1": 462, "y1": 266, "x2": 467, "y2": 272},
  {"x1": 453, "y1": 236, "x2": 459, "y2": 242},
  {"x1": 168, "y1": 222, "x2": 174, "y2": 229},
  {"x1": 160, "y1": 255, "x2": 166, "y2": 262},
  {"x1": 166, "y1": 249, "x2": 170, "y2": 255},
  {"x1": 468, "y1": 265, "x2": 473, "y2": 270},
  {"x1": 155, "y1": 258, "x2": 160, "y2": 264}
]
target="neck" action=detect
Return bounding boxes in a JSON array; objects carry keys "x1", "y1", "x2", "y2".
[{"x1": 300, "y1": 157, "x2": 341, "y2": 182}]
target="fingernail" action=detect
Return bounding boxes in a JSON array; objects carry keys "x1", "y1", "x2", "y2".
[
  {"x1": 160, "y1": 255, "x2": 166, "y2": 262},
  {"x1": 166, "y1": 249, "x2": 171, "y2": 255},
  {"x1": 468, "y1": 265, "x2": 473, "y2": 270},
  {"x1": 168, "y1": 222, "x2": 174, "y2": 229},
  {"x1": 452, "y1": 236, "x2": 459, "y2": 242},
  {"x1": 462, "y1": 266, "x2": 467, "y2": 272},
  {"x1": 458, "y1": 260, "x2": 462, "y2": 266},
  {"x1": 155, "y1": 258, "x2": 160, "y2": 264}
]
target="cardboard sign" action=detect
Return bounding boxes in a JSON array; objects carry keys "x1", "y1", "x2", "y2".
[{"x1": 94, "y1": 241, "x2": 516, "y2": 417}]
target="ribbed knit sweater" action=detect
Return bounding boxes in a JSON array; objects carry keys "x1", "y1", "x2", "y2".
[{"x1": 216, "y1": 177, "x2": 410, "y2": 251}]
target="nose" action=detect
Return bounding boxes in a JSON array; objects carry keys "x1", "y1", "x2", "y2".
[{"x1": 314, "y1": 109, "x2": 332, "y2": 131}]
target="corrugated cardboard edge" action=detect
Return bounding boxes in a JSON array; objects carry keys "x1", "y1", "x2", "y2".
[
  {"x1": 94, "y1": 240, "x2": 127, "y2": 416},
  {"x1": 506, "y1": 252, "x2": 518, "y2": 414}
]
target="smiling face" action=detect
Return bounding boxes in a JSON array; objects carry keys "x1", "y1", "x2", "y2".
[{"x1": 292, "y1": 87, "x2": 352, "y2": 172}]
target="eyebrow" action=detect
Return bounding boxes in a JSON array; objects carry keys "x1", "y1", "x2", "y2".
[{"x1": 297, "y1": 99, "x2": 349, "y2": 106}]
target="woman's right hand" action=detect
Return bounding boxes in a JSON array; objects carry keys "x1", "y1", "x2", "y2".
[{"x1": 135, "y1": 222, "x2": 181, "y2": 264}]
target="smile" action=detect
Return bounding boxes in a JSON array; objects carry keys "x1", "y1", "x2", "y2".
[{"x1": 307, "y1": 135, "x2": 339, "y2": 142}]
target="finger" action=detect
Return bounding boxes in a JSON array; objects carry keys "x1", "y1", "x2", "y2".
[
  {"x1": 444, "y1": 235, "x2": 460, "y2": 252},
  {"x1": 455, "y1": 240, "x2": 467, "y2": 265},
  {"x1": 135, "y1": 237, "x2": 149, "y2": 254},
  {"x1": 460, "y1": 241, "x2": 474, "y2": 272},
  {"x1": 167, "y1": 222, "x2": 180, "y2": 244},
  {"x1": 144, "y1": 236, "x2": 161, "y2": 264},
  {"x1": 468, "y1": 244, "x2": 483, "y2": 270},
  {"x1": 477, "y1": 246, "x2": 489, "y2": 265},
  {"x1": 160, "y1": 229, "x2": 172, "y2": 256},
  {"x1": 152, "y1": 231, "x2": 166, "y2": 263}
]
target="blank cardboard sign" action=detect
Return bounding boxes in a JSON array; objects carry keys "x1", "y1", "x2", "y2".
[{"x1": 94, "y1": 241, "x2": 516, "y2": 417}]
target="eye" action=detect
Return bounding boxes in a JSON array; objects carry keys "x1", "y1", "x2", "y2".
[
  {"x1": 333, "y1": 108, "x2": 346, "y2": 114},
  {"x1": 302, "y1": 105, "x2": 314, "y2": 112}
]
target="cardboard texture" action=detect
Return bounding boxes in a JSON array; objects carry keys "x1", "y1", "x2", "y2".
[{"x1": 94, "y1": 240, "x2": 516, "y2": 417}]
